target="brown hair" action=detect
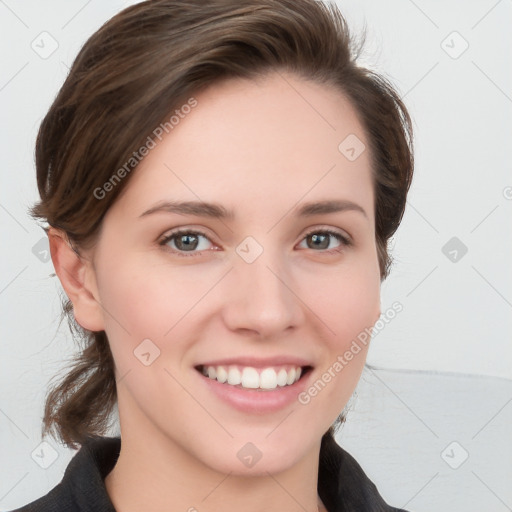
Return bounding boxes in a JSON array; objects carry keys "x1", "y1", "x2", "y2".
[{"x1": 31, "y1": 0, "x2": 413, "y2": 450}]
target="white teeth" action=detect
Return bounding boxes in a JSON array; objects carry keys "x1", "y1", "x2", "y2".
[
  {"x1": 276, "y1": 368, "x2": 288, "y2": 387},
  {"x1": 200, "y1": 364, "x2": 305, "y2": 390},
  {"x1": 286, "y1": 367, "x2": 296, "y2": 385},
  {"x1": 241, "y1": 367, "x2": 260, "y2": 388},
  {"x1": 260, "y1": 368, "x2": 277, "y2": 389},
  {"x1": 227, "y1": 367, "x2": 241, "y2": 385},
  {"x1": 216, "y1": 366, "x2": 228, "y2": 383}
]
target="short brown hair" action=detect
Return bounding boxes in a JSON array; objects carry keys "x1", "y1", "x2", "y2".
[{"x1": 31, "y1": 0, "x2": 413, "y2": 449}]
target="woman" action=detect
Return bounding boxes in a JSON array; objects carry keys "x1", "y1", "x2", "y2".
[{"x1": 10, "y1": 0, "x2": 413, "y2": 510}]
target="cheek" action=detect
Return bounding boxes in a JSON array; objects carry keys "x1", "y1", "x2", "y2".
[
  {"x1": 93, "y1": 260, "x2": 192, "y2": 363},
  {"x1": 306, "y1": 257, "x2": 380, "y2": 343},
  {"x1": 94, "y1": 256, "x2": 225, "y2": 378},
  {"x1": 314, "y1": 263, "x2": 379, "y2": 408},
  {"x1": 98, "y1": 251, "x2": 199, "y2": 322}
]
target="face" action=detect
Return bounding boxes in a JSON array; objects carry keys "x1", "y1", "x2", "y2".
[{"x1": 81, "y1": 71, "x2": 381, "y2": 475}]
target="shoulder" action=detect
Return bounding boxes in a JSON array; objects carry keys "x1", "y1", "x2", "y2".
[
  {"x1": 5, "y1": 437, "x2": 120, "y2": 512},
  {"x1": 6, "y1": 483, "x2": 68, "y2": 512},
  {"x1": 318, "y1": 433, "x2": 409, "y2": 512}
]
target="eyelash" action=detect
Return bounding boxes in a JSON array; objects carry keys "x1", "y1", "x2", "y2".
[{"x1": 158, "y1": 227, "x2": 352, "y2": 258}]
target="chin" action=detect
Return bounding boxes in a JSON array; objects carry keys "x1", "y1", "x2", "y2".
[{"x1": 194, "y1": 429, "x2": 318, "y2": 476}]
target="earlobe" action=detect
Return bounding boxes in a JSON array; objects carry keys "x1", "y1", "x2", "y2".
[{"x1": 48, "y1": 227, "x2": 105, "y2": 332}]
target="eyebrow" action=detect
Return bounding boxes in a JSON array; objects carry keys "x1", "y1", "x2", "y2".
[{"x1": 139, "y1": 199, "x2": 368, "y2": 220}]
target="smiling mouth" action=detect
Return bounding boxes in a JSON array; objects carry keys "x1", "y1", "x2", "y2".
[{"x1": 195, "y1": 364, "x2": 313, "y2": 391}]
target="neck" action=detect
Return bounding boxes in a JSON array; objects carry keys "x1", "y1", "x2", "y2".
[{"x1": 105, "y1": 424, "x2": 326, "y2": 512}]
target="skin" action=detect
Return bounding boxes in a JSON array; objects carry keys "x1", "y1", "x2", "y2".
[{"x1": 50, "y1": 71, "x2": 381, "y2": 512}]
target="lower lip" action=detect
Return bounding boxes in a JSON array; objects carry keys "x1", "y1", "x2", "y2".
[{"x1": 196, "y1": 369, "x2": 312, "y2": 414}]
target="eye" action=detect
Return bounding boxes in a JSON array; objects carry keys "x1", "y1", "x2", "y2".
[
  {"x1": 159, "y1": 229, "x2": 214, "y2": 257},
  {"x1": 159, "y1": 227, "x2": 352, "y2": 257},
  {"x1": 298, "y1": 228, "x2": 352, "y2": 253}
]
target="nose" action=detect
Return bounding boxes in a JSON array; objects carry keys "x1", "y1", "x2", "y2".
[{"x1": 221, "y1": 248, "x2": 304, "y2": 338}]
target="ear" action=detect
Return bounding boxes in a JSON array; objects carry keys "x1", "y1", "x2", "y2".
[{"x1": 48, "y1": 227, "x2": 105, "y2": 332}]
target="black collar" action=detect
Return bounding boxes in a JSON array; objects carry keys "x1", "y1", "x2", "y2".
[
  {"x1": 11, "y1": 435, "x2": 407, "y2": 512},
  {"x1": 318, "y1": 433, "x2": 407, "y2": 511}
]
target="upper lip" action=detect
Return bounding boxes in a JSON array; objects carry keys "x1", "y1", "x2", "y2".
[{"x1": 196, "y1": 356, "x2": 313, "y2": 369}]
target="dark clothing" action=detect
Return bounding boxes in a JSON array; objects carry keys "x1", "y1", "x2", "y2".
[{"x1": 9, "y1": 434, "x2": 408, "y2": 511}]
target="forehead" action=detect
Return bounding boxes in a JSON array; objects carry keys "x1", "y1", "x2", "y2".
[{"x1": 111, "y1": 71, "x2": 374, "y2": 224}]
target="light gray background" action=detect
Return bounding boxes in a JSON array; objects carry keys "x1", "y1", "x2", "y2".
[{"x1": 1, "y1": 1, "x2": 511, "y2": 511}]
